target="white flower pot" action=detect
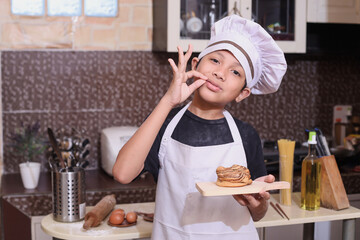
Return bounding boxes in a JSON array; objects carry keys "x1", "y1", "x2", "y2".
[{"x1": 19, "y1": 162, "x2": 41, "y2": 189}]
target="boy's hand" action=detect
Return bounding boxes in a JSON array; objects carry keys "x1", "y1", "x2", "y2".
[
  {"x1": 233, "y1": 174, "x2": 275, "y2": 221},
  {"x1": 164, "y1": 44, "x2": 207, "y2": 107}
]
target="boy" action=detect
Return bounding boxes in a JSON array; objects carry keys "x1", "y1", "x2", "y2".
[{"x1": 113, "y1": 15, "x2": 287, "y2": 239}]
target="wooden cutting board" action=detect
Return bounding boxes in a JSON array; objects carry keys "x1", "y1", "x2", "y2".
[{"x1": 196, "y1": 181, "x2": 290, "y2": 197}]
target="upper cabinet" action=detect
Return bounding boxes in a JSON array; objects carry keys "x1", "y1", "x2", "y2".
[
  {"x1": 153, "y1": 0, "x2": 306, "y2": 53},
  {"x1": 307, "y1": 0, "x2": 360, "y2": 24}
]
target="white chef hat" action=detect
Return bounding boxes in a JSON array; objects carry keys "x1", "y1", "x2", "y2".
[{"x1": 198, "y1": 15, "x2": 287, "y2": 95}]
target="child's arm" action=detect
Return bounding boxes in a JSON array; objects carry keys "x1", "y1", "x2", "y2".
[
  {"x1": 233, "y1": 174, "x2": 275, "y2": 221},
  {"x1": 112, "y1": 45, "x2": 207, "y2": 184}
]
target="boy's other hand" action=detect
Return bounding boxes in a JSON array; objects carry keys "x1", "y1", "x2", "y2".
[
  {"x1": 233, "y1": 174, "x2": 275, "y2": 221},
  {"x1": 164, "y1": 44, "x2": 207, "y2": 107}
]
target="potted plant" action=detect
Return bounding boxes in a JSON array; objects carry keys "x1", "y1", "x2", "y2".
[{"x1": 11, "y1": 122, "x2": 46, "y2": 189}]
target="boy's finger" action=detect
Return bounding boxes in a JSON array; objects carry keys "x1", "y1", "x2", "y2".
[
  {"x1": 168, "y1": 58, "x2": 178, "y2": 72},
  {"x1": 266, "y1": 174, "x2": 275, "y2": 183},
  {"x1": 184, "y1": 44, "x2": 193, "y2": 63},
  {"x1": 187, "y1": 70, "x2": 208, "y2": 80},
  {"x1": 177, "y1": 46, "x2": 184, "y2": 69},
  {"x1": 243, "y1": 194, "x2": 261, "y2": 206},
  {"x1": 187, "y1": 79, "x2": 206, "y2": 93},
  {"x1": 233, "y1": 195, "x2": 248, "y2": 206},
  {"x1": 258, "y1": 191, "x2": 270, "y2": 201}
]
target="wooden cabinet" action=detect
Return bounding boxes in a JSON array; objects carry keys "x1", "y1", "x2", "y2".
[
  {"x1": 307, "y1": 0, "x2": 360, "y2": 24},
  {"x1": 32, "y1": 216, "x2": 52, "y2": 240},
  {"x1": 153, "y1": 0, "x2": 306, "y2": 53}
]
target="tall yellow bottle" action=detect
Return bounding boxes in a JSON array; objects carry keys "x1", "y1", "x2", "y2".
[{"x1": 301, "y1": 131, "x2": 321, "y2": 210}]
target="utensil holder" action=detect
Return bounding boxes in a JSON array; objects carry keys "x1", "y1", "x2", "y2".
[{"x1": 52, "y1": 167, "x2": 86, "y2": 222}]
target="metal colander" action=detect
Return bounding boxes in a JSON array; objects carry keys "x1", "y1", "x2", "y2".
[{"x1": 52, "y1": 167, "x2": 86, "y2": 222}]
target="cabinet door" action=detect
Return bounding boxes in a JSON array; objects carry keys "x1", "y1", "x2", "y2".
[
  {"x1": 153, "y1": 0, "x2": 251, "y2": 52},
  {"x1": 307, "y1": 0, "x2": 360, "y2": 24},
  {"x1": 252, "y1": 0, "x2": 306, "y2": 53},
  {"x1": 32, "y1": 216, "x2": 52, "y2": 240},
  {"x1": 153, "y1": 0, "x2": 305, "y2": 53}
]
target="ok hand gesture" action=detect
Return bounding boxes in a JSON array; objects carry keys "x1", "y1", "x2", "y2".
[{"x1": 164, "y1": 44, "x2": 207, "y2": 107}]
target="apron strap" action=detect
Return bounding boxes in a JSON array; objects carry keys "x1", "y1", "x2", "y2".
[
  {"x1": 162, "y1": 102, "x2": 191, "y2": 140},
  {"x1": 223, "y1": 110, "x2": 242, "y2": 143},
  {"x1": 163, "y1": 102, "x2": 243, "y2": 144}
]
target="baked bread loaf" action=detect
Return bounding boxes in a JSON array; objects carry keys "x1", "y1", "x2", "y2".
[{"x1": 216, "y1": 164, "x2": 252, "y2": 187}]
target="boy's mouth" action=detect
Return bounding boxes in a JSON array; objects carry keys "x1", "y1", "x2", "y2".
[{"x1": 205, "y1": 80, "x2": 222, "y2": 92}]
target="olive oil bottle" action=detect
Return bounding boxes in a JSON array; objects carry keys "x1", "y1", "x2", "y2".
[{"x1": 301, "y1": 131, "x2": 322, "y2": 210}]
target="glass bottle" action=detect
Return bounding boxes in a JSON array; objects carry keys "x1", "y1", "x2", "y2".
[{"x1": 301, "y1": 131, "x2": 322, "y2": 210}]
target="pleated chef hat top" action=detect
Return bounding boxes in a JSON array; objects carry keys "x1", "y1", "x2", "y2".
[{"x1": 198, "y1": 15, "x2": 287, "y2": 95}]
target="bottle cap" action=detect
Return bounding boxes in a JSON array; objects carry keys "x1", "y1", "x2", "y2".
[{"x1": 308, "y1": 131, "x2": 317, "y2": 144}]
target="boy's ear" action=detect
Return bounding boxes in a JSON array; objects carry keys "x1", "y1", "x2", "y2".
[
  {"x1": 191, "y1": 57, "x2": 199, "y2": 70},
  {"x1": 235, "y1": 87, "x2": 251, "y2": 103}
]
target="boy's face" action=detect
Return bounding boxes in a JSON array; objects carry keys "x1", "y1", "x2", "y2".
[{"x1": 191, "y1": 50, "x2": 251, "y2": 106}]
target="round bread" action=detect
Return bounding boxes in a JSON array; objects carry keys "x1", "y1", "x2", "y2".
[
  {"x1": 216, "y1": 164, "x2": 252, "y2": 187},
  {"x1": 216, "y1": 179, "x2": 251, "y2": 187}
]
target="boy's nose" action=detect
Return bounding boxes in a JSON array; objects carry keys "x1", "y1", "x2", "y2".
[{"x1": 213, "y1": 71, "x2": 225, "y2": 81}]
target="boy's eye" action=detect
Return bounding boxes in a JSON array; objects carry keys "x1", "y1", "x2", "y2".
[
  {"x1": 232, "y1": 70, "x2": 241, "y2": 76},
  {"x1": 210, "y1": 58, "x2": 219, "y2": 63}
]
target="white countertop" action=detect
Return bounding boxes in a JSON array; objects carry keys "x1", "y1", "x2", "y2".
[
  {"x1": 41, "y1": 202, "x2": 155, "y2": 240},
  {"x1": 42, "y1": 193, "x2": 360, "y2": 239},
  {"x1": 255, "y1": 193, "x2": 360, "y2": 228}
]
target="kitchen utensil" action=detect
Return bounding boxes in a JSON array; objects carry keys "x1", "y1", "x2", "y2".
[
  {"x1": 76, "y1": 159, "x2": 89, "y2": 169},
  {"x1": 47, "y1": 128, "x2": 66, "y2": 169},
  {"x1": 83, "y1": 194, "x2": 116, "y2": 230},
  {"x1": 196, "y1": 181, "x2": 290, "y2": 197},
  {"x1": 52, "y1": 167, "x2": 86, "y2": 222},
  {"x1": 315, "y1": 127, "x2": 331, "y2": 156},
  {"x1": 135, "y1": 212, "x2": 154, "y2": 222},
  {"x1": 320, "y1": 155, "x2": 349, "y2": 210},
  {"x1": 270, "y1": 202, "x2": 284, "y2": 218},
  {"x1": 48, "y1": 157, "x2": 58, "y2": 171},
  {"x1": 275, "y1": 203, "x2": 290, "y2": 220}
]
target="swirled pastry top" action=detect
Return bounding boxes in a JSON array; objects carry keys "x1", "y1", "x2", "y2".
[{"x1": 216, "y1": 164, "x2": 252, "y2": 187}]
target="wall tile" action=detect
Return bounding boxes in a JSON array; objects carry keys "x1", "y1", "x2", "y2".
[
  {"x1": 132, "y1": 6, "x2": 152, "y2": 25},
  {"x1": 84, "y1": 0, "x2": 118, "y2": 17},
  {"x1": 2, "y1": 52, "x2": 360, "y2": 173},
  {"x1": 93, "y1": 28, "x2": 117, "y2": 48},
  {"x1": 1, "y1": 23, "x2": 23, "y2": 44},
  {"x1": 119, "y1": 26, "x2": 147, "y2": 42},
  {"x1": 11, "y1": 0, "x2": 45, "y2": 16},
  {"x1": 47, "y1": 0, "x2": 82, "y2": 16},
  {"x1": 73, "y1": 25, "x2": 92, "y2": 48},
  {"x1": 119, "y1": 0, "x2": 151, "y2": 4},
  {"x1": 21, "y1": 23, "x2": 72, "y2": 45},
  {"x1": 118, "y1": 6, "x2": 131, "y2": 23},
  {"x1": 84, "y1": 17, "x2": 117, "y2": 26},
  {"x1": 0, "y1": 0, "x2": 11, "y2": 18}
]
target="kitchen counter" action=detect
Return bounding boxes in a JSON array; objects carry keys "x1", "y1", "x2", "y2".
[
  {"x1": 2, "y1": 168, "x2": 360, "y2": 240},
  {"x1": 1, "y1": 169, "x2": 156, "y2": 216},
  {"x1": 1, "y1": 169, "x2": 156, "y2": 240},
  {"x1": 1, "y1": 169, "x2": 156, "y2": 196},
  {"x1": 2, "y1": 168, "x2": 360, "y2": 217},
  {"x1": 41, "y1": 193, "x2": 360, "y2": 240},
  {"x1": 42, "y1": 202, "x2": 155, "y2": 240}
]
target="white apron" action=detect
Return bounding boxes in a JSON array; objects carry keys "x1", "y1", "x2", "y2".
[{"x1": 151, "y1": 102, "x2": 259, "y2": 240}]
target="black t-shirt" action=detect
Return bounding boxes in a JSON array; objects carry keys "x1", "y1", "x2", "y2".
[{"x1": 143, "y1": 107, "x2": 266, "y2": 182}]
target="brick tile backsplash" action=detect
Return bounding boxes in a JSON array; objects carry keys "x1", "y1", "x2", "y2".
[{"x1": 1, "y1": 51, "x2": 360, "y2": 173}]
